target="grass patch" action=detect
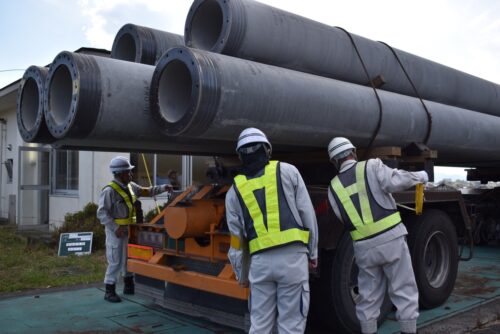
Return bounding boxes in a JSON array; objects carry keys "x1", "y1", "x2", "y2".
[{"x1": 0, "y1": 225, "x2": 106, "y2": 294}]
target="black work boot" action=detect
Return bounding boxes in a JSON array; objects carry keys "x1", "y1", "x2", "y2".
[
  {"x1": 123, "y1": 276, "x2": 135, "y2": 295},
  {"x1": 104, "y1": 284, "x2": 122, "y2": 303}
]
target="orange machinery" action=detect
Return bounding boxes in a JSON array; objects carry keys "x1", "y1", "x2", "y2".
[{"x1": 127, "y1": 184, "x2": 249, "y2": 301}]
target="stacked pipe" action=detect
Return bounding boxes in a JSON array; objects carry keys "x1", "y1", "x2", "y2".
[
  {"x1": 184, "y1": 0, "x2": 500, "y2": 117},
  {"x1": 16, "y1": 0, "x2": 500, "y2": 166},
  {"x1": 16, "y1": 66, "x2": 54, "y2": 143},
  {"x1": 15, "y1": 25, "x2": 236, "y2": 155},
  {"x1": 150, "y1": 46, "x2": 500, "y2": 164},
  {"x1": 111, "y1": 23, "x2": 184, "y2": 65}
]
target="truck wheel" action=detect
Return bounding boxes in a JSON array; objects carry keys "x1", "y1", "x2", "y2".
[
  {"x1": 406, "y1": 209, "x2": 458, "y2": 309},
  {"x1": 315, "y1": 232, "x2": 392, "y2": 333}
]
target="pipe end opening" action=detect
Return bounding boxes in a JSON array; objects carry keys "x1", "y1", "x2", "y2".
[
  {"x1": 19, "y1": 78, "x2": 41, "y2": 132},
  {"x1": 112, "y1": 33, "x2": 138, "y2": 62},
  {"x1": 188, "y1": 0, "x2": 224, "y2": 50},
  {"x1": 158, "y1": 59, "x2": 193, "y2": 124},
  {"x1": 47, "y1": 65, "x2": 74, "y2": 129}
]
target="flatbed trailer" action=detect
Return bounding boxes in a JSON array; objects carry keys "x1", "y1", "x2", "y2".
[{"x1": 125, "y1": 146, "x2": 500, "y2": 332}]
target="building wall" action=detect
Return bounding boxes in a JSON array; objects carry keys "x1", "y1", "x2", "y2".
[
  {"x1": 49, "y1": 151, "x2": 119, "y2": 229},
  {"x1": 0, "y1": 106, "x2": 24, "y2": 223},
  {"x1": 47, "y1": 151, "x2": 170, "y2": 229}
]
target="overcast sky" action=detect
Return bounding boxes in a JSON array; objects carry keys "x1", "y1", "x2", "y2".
[{"x1": 1, "y1": 0, "x2": 499, "y2": 180}]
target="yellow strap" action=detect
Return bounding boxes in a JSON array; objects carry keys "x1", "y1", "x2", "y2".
[
  {"x1": 344, "y1": 183, "x2": 359, "y2": 196},
  {"x1": 331, "y1": 161, "x2": 400, "y2": 240},
  {"x1": 264, "y1": 163, "x2": 280, "y2": 233},
  {"x1": 415, "y1": 183, "x2": 424, "y2": 215},
  {"x1": 350, "y1": 212, "x2": 401, "y2": 240},
  {"x1": 396, "y1": 183, "x2": 424, "y2": 215},
  {"x1": 234, "y1": 175, "x2": 266, "y2": 236},
  {"x1": 230, "y1": 235, "x2": 241, "y2": 250},
  {"x1": 127, "y1": 183, "x2": 137, "y2": 203},
  {"x1": 234, "y1": 161, "x2": 280, "y2": 237},
  {"x1": 234, "y1": 161, "x2": 308, "y2": 254},
  {"x1": 115, "y1": 217, "x2": 136, "y2": 225},
  {"x1": 249, "y1": 228, "x2": 309, "y2": 254},
  {"x1": 356, "y1": 161, "x2": 374, "y2": 224},
  {"x1": 109, "y1": 181, "x2": 136, "y2": 225},
  {"x1": 331, "y1": 176, "x2": 364, "y2": 229}
]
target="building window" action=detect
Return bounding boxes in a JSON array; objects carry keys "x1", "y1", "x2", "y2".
[
  {"x1": 130, "y1": 153, "x2": 182, "y2": 191},
  {"x1": 4, "y1": 158, "x2": 13, "y2": 183},
  {"x1": 129, "y1": 153, "x2": 219, "y2": 191},
  {"x1": 52, "y1": 150, "x2": 78, "y2": 194}
]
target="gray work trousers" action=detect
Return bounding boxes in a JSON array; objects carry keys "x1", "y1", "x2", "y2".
[
  {"x1": 354, "y1": 235, "x2": 419, "y2": 334},
  {"x1": 104, "y1": 228, "x2": 132, "y2": 284},
  {"x1": 248, "y1": 244, "x2": 310, "y2": 334}
]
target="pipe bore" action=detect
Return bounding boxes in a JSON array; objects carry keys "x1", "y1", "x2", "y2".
[
  {"x1": 112, "y1": 23, "x2": 184, "y2": 65},
  {"x1": 186, "y1": 0, "x2": 224, "y2": 50},
  {"x1": 19, "y1": 78, "x2": 39, "y2": 131},
  {"x1": 112, "y1": 31, "x2": 137, "y2": 62},
  {"x1": 151, "y1": 47, "x2": 220, "y2": 137},
  {"x1": 48, "y1": 65, "x2": 73, "y2": 127},
  {"x1": 16, "y1": 65, "x2": 54, "y2": 142},
  {"x1": 158, "y1": 59, "x2": 192, "y2": 123}
]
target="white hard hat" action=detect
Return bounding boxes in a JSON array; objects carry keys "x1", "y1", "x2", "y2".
[
  {"x1": 109, "y1": 156, "x2": 134, "y2": 173},
  {"x1": 236, "y1": 127, "x2": 272, "y2": 154},
  {"x1": 327, "y1": 137, "x2": 356, "y2": 161}
]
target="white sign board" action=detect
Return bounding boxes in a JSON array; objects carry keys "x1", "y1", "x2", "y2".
[{"x1": 58, "y1": 232, "x2": 93, "y2": 256}]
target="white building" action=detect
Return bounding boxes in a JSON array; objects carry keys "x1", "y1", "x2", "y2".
[{"x1": 0, "y1": 49, "x2": 215, "y2": 231}]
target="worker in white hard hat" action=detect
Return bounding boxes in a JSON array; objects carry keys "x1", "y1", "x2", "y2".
[
  {"x1": 97, "y1": 156, "x2": 172, "y2": 303},
  {"x1": 326, "y1": 137, "x2": 428, "y2": 334},
  {"x1": 225, "y1": 127, "x2": 318, "y2": 334}
]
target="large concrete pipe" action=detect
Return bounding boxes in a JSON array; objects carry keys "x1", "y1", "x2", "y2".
[
  {"x1": 184, "y1": 0, "x2": 500, "y2": 117},
  {"x1": 111, "y1": 23, "x2": 184, "y2": 65},
  {"x1": 151, "y1": 47, "x2": 500, "y2": 165},
  {"x1": 44, "y1": 51, "x2": 160, "y2": 140},
  {"x1": 41, "y1": 51, "x2": 258, "y2": 155},
  {"x1": 16, "y1": 66, "x2": 56, "y2": 143},
  {"x1": 47, "y1": 138, "x2": 237, "y2": 156}
]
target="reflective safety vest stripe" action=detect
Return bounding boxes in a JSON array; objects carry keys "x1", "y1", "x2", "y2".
[
  {"x1": 331, "y1": 161, "x2": 401, "y2": 241},
  {"x1": 108, "y1": 181, "x2": 137, "y2": 225},
  {"x1": 234, "y1": 161, "x2": 309, "y2": 254}
]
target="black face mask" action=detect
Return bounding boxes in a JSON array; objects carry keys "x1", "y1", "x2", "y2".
[{"x1": 240, "y1": 146, "x2": 270, "y2": 177}]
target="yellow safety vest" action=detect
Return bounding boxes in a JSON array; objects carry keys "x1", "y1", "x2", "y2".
[
  {"x1": 108, "y1": 181, "x2": 137, "y2": 225},
  {"x1": 234, "y1": 161, "x2": 310, "y2": 254},
  {"x1": 330, "y1": 161, "x2": 401, "y2": 241}
]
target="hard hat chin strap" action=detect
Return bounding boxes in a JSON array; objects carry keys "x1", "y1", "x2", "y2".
[{"x1": 333, "y1": 150, "x2": 357, "y2": 171}]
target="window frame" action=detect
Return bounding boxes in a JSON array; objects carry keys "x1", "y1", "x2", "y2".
[{"x1": 51, "y1": 149, "x2": 79, "y2": 196}]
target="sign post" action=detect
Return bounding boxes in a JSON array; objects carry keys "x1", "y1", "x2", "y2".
[{"x1": 58, "y1": 232, "x2": 93, "y2": 256}]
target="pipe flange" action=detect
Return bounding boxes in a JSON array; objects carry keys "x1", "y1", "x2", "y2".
[
  {"x1": 184, "y1": 0, "x2": 244, "y2": 53},
  {"x1": 151, "y1": 47, "x2": 204, "y2": 136},
  {"x1": 16, "y1": 66, "x2": 48, "y2": 142},
  {"x1": 111, "y1": 23, "x2": 144, "y2": 63},
  {"x1": 43, "y1": 51, "x2": 80, "y2": 139}
]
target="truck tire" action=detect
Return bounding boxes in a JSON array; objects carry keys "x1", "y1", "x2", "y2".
[
  {"x1": 406, "y1": 209, "x2": 459, "y2": 309},
  {"x1": 314, "y1": 232, "x2": 392, "y2": 333}
]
